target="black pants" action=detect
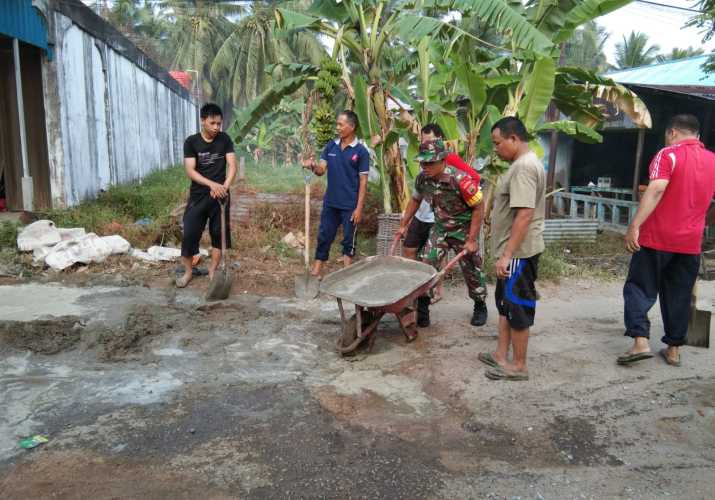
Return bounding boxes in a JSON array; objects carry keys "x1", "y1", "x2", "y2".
[
  {"x1": 403, "y1": 217, "x2": 433, "y2": 253},
  {"x1": 623, "y1": 247, "x2": 699, "y2": 346},
  {"x1": 181, "y1": 194, "x2": 231, "y2": 257}
]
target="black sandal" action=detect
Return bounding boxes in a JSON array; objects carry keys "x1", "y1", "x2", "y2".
[{"x1": 616, "y1": 351, "x2": 654, "y2": 365}]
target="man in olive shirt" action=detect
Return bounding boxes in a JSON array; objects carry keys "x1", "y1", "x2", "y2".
[{"x1": 479, "y1": 117, "x2": 545, "y2": 381}]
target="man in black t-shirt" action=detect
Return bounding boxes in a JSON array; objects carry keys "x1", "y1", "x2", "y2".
[{"x1": 177, "y1": 103, "x2": 237, "y2": 288}]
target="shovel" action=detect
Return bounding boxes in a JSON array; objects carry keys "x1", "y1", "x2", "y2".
[
  {"x1": 206, "y1": 197, "x2": 233, "y2": 301},
  {"x1": 295, "y1": 174, "x2": 319, "y2": 299}
]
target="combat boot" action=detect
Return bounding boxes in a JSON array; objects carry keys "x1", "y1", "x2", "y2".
[
  {"x1": 471, "y1": 300, "x2": 487, "y2": 326},
  {"x1": 417, "y1": 296, "x2": 431, "y2": 328}
]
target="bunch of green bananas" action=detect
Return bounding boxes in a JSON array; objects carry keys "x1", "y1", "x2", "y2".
[
  {"x1": 312, "y1": 101, "x2": 336, "y2": 148},
  {"x1": 314, "y1": 59, "x2": 342, "y2": 100},
  {"x1": 311, "y1": 58, "x2": 343, "y2": 148}
]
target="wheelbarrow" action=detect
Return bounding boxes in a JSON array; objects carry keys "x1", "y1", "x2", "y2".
[{"x1": 319, "y1": 238, "x2": 466, "y2": 356}]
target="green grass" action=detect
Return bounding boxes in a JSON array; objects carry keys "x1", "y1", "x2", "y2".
[
  {"x1": 0, "y1": 221, "x2": 20, "y2": 250},
  {"x1": 46, "y1": 165, "x2": 188, "y2": 230},
  {"x1": 480, "y1": 231, "x2": 626, "y2": 283},
  {"x1": 243, "y1": 159, "x2": 326, "y2": 194}
]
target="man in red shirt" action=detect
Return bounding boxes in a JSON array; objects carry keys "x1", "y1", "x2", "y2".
[{"x1": 619, "y1": 114, "x2": 715, "y2": 367}]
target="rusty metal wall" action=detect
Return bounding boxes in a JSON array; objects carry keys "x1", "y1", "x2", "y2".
[{"x1": 50, "y1": 11, "x2": 197, "y2": 207}]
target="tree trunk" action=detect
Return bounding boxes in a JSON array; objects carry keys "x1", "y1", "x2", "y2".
[{"x1": 371, "y1": 85, "x2": 408, "y2": 213}]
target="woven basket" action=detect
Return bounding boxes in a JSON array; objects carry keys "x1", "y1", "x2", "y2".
[{"x1": 376, "y1": 213, "x2": 403, "y2": 256}]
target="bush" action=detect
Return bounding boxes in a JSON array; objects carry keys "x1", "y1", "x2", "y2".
[{"x1": 0, "y1": 221, "x2": 19, "y2": 250}]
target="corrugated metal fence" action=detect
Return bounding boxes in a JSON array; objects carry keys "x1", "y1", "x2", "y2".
[{"x1": 53, "y1": 11, "x2": 197, "y2": 206}]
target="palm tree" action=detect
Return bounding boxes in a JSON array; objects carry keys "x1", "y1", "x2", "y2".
[
  {"x1": 106, "y1": 0, "x2": 169, "y2": 66},
  {"x1": 688, "y1": 0, "x2": 715, "y2": 42},
  {"x1": 687, "y1": 1, "x2": 715, "y2": 72},
  {"x1": 159, "y1": 0, "x2": 243, "y2": 110},
  {"x1": 210, "y1": 1, "x2": 326, "y2": 108},
  {"x1": 656, "y1": 46, "x2": 705, "y2": 63},
  {"x1": 615, "y1": 31, "x2": 660, "y2": 69},
  {"x1": 564, "y1": 21, "x2": 609, "y2": 72}
]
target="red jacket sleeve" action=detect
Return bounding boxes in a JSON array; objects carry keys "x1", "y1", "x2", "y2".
[{"x1": 446, "y1": 153, "x2": 480, "y2": 183}]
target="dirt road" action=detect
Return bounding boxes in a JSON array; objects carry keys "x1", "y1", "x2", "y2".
[{"x1": 1, "y1": 277, "x2": 714, "y2": 499}]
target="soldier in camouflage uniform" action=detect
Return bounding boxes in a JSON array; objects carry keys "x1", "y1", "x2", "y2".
[{"x1": 396, "y1": 139, "x2": 487, "y2": 328}]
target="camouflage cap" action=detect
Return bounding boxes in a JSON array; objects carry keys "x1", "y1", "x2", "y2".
[{"x1": 415, "y1": 139, "x2": 448, "y2": 163}]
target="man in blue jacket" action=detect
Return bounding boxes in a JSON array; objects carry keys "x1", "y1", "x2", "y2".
[{"x1": 302, "y1": 110, "x2": 369, "y2": 277}]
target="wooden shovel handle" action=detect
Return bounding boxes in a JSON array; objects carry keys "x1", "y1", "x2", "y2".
[{"x1": 304, "y1": 178, "x2": 310, "y2": 268}]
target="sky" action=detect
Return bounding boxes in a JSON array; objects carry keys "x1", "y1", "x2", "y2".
[
  {"x1": 84, "y1": 0, "x2": 713, "y2": 66},
  {"x1": 599, "y1": 0, "x2": 715, "y2": 64}
]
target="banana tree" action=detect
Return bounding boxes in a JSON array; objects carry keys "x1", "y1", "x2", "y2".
[
  {"x1": 229, "y1": 0, "x2": 649, "y2": 212},
  {"x1": 274, "y1": 0, "x2": 530, "y2": 213}
]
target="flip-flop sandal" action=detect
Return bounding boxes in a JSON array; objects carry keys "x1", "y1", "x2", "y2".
[
  {"x1": 174, "y1": 266, "x2": 209, "y2": 277},
  {"x1": 616, "y1": 351, "x2": 654, "y2": 365},
  {"x1": 659, "y1": 348, "x2": 681, "y2": 367},
  {"x1": 478, "y1": 352, "x2": 498, "y2": 368},
  {"x1": 484, "y1": 367, "x2": 529, "y2": 381}
]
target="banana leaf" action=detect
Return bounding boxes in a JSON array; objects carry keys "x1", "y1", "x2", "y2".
[
  {"x1": 455, "y1": 65, "x2": 487, "y2": 119},
  {"x1": 452, "y1": 0, "x2": 555, "y2": 54},
  {"x1": 538, "y1": 120, "x2": 603, "y2": 144},
  {"x1": 517, "y1": 56, "x2": 556, "y2": 131},
  {"x1": 226, "y1": 74, "x2": 315, "y2": 143}
]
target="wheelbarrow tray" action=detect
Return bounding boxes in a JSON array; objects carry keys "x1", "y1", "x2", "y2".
[{"x1": 319, "y1": 255, "x2": 437, "y2": 308}]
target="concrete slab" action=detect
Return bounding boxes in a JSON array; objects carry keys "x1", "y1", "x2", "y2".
[{"x1": 0, "y1": 278, "x2": 713, "y2": 499}]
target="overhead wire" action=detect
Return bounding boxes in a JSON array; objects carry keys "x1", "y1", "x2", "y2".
[{"x1": 635, "y1": 1, "x2": 702, "y2": 14}]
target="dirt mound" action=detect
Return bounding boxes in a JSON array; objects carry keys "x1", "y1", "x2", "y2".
[
  {"x1": 97, "y1": 304, "x2": 169, "y2": 361},
  {"x1": 0, "y1": 316, "x2": 83, "y2": 354}
]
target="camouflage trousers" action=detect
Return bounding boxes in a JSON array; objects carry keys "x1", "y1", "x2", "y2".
[{"x1": 424, "y1": 230, "x2": 487, "y2": 303}]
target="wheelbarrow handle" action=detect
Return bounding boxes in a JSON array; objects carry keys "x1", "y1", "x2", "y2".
[{"x1": 436, "y1": 250, "x2": 467, "y2": 279}]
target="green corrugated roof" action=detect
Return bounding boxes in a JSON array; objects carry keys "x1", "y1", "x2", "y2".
[{"x1": 606, "y1": 55, "x2": 715, "y2": 87}]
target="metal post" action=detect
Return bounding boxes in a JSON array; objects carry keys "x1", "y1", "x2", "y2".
[
  {"x1": 545, "y1": 127, "x2": 559, "y2": 219},
  {"x1": 632, "y1": 128, "x2": 645, "y2": 201},
  {"x1": 13, "y1": 38, "x2": 33, "y2": 211}
]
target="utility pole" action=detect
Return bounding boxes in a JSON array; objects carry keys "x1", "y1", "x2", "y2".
[{"x1": 185, "y1": 69, "x2": 202, "y2": 129}]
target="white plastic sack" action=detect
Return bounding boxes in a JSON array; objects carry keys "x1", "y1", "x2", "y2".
[
  {"x1": 129, "y1": 248, "x2": 156, "y2": 262},
  {"x1": 130, "y1": 246, "x2": 209, "y2": 262},
  {"x1": 58, "y1": 228, "x2": 87, "y2": 241},
  {"x1": 17, "y1": 220, "x2": 62, "y2": 251},
  {"x1": 33, "y1": 245, "x2": 53, "y2": 263},
  {"x1": 101, "y1": 235, "x2": 131, "y2": 255},
  {"x1": 45, "y1": 233, "x2": 113, "y2": 271},
  {"x1": 147, "y1": 246, "x2": 182, "y2": 261}
]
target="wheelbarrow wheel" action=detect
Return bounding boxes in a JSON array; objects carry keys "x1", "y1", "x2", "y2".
[{"x1": 339, "y1": 312, "x2": 375, "y2": 356}]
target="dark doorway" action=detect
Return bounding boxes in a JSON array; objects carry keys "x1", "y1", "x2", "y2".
[{"x1": 0, "y1": 35, "x2": 51, "y2": 210}]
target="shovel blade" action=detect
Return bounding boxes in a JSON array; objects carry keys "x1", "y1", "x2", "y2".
[
  {"x1": 295, "y1": 273, "x2": 319, "y2": 299},
  {"x1": 206, "y1": 269, "x2": 233, "y2": 301},
  {"x1": 686, "y1": 308, "x2": 711, "y2": 348}
]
